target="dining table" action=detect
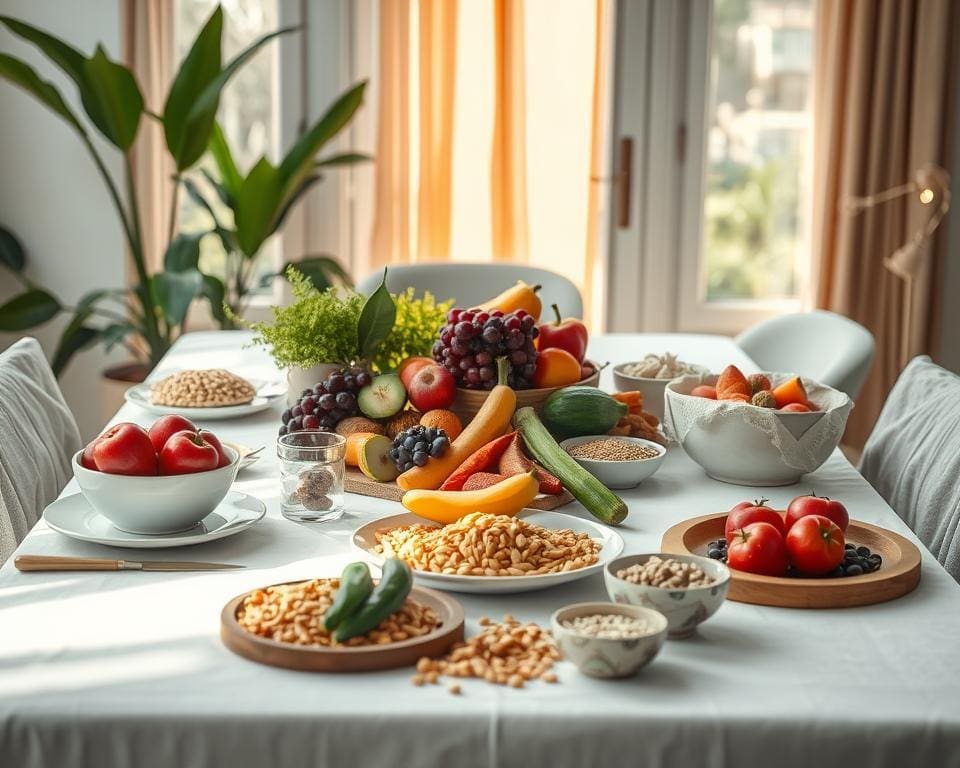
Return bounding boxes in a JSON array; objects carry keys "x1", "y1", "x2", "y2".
[{"x1": 2, "y1": 329, "x2": 960, "y2": 768}]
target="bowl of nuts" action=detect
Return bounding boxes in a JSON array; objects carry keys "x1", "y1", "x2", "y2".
[
  {"x1": 550, "y1": 602, "x2": 668, "y2": 678},
  {"x1": 560, "y1": 436, "x2": 666, "y2": 489},
  {"x1": 613, "y1": 353, "x2": 708, "y2": 420},
  {"x1": 604, "y1": 554, "x2": 730, "y2": 638}
]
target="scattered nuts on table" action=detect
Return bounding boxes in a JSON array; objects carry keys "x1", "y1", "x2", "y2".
[
  {"x1": 567, "y1": 438, "x2": 660, "y2": 462},
  {"x1": 616, "y1": 556, "x2": 715, "y2": 588},
  {"x1": 562, "y1": 613, "x2": 652, "y2": 639}
]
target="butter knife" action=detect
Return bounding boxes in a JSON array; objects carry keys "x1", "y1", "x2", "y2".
[{"x1": 14, "y1": 555, "x2": 244, "y2": 572}]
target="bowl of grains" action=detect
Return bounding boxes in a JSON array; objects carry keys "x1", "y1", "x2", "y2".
[
  {"x1": 560, "y1": 435, "x2": 666, "y2": 489},
  {"x1": 550, "y1": 602, "x2": 668, "y2": 678},
  {"x1": 604, "y1": 553, "x2": 730, "y2": 638}
]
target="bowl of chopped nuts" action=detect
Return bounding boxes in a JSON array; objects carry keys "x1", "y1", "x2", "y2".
[
  {"x1": 550, "y1": 602, "x2": 668, "y2": 678},
  {"x1": 613, "y1": 353, "x2": 708, "y2": 420},
  {"x1": 560, "y1": 435, "x2": 666, "y2": 489},
  {"x1": 604, "y1": 554, "x2": 730, "y2": 638}
]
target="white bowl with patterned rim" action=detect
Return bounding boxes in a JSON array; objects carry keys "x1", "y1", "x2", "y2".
[
  {"x1": 551, "y1": 602, "x2": 668, "y2": 678},
  {"x1": 604, "y1": 553, "x2": 730, "y2": 638}
]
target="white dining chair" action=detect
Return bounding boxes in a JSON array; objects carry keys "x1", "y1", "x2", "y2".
[
  {"x1": 859, "y1": 356, "x2": 960, "y2": 581},
  {"x1": 735, "y1": 310, "x2": 875, "y2": 399},
  {"x1": 0, "y1": 337, "x2": 82, "y2": 563},
  {"x1": 355, "y1": 263, "x2": 584, "y2": 319}
]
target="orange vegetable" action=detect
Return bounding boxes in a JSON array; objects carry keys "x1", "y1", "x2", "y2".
[
  {"x1": 476, "y1": 281, "x2": 542, "y2": 319},
  {"x1": 772, "y1": 376, "x2": 808, "y2": 408},
  {"x1": 462, "y1": 472, "x2": 510, "y2": 491},
  {"x1": 344, "y1": 432, "x2": 378, "y2": 467},
  {"x1": 720, "y1": 393, "x2": 751, "y2": 403},
  {"x1": 780, "y1": 402, "x2": 811, "y2": 413},
  {"x1": 716, "y1": 365, "x2": 751, "y2": 399},
  {"x1": 612, "y1": 391, "x2": 644, "y2": 414},
  {"x1": 533, "y1": 348, "x2": 583, "y2": 388},
  {"x1": 440, "y1": 432, "x2": 517, "y2": 491},
  {"x1": 691, "y1": 385, "x2": 718, "y2": 399}
]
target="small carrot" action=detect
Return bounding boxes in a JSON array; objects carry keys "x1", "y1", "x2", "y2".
[
  {"x1": 772, "y1": 376, "x2": 808, "y2": 409},
  {"x1": 439, "y1": 432, "x2": 517, "y2": 491}
]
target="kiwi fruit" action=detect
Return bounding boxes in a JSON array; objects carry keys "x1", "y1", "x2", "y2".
[
  {"x1": 335, "y1": 416, "x2": 385, "y2": 437},
  {"x1": 358, "y1": 373, "x2": 407, "y2": 420},
  {"x1": 385, "y1": 410, "x2": 422, "y2": 439}
]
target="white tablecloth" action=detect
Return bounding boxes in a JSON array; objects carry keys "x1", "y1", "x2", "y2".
[{"x1": 2, "y1": 331, "x2": 960, "y2": 768}]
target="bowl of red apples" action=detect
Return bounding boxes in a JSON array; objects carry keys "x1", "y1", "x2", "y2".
[{"x1": 73, "y1": 415, "x2": 239, "y2": 534}]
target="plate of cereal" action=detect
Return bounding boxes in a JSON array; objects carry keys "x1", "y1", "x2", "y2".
[
  {"x1": 352, "y1": 510, "x2": 624, "y2": 594},
  {"x1": 125, "y1": 368, "x2": 285, "y2": 420}
]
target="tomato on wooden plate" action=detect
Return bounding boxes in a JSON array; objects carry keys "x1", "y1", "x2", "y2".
[
  {"x1": 725, "y1": 500, "x2": 785, "y2": 543},
  {"x1": 785, "y1": 515, "x2": 845, "y2": 576},
  {"x1": 727, "y1": 522, "x2": 789, "y2": 577},
  {"x1": 785, "y1": 493, "x2": 849, "y2": 532}
]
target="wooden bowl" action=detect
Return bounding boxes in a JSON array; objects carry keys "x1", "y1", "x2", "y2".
[
  {"x1": 661, "y1": 513, "x2": 921, "y2": 609},
  {"x1": 451, "y1": 361, "x2": 601, "y2": 423},
  {"x1": 220, "y1": 580, "x2": 464, "y2": 672}
]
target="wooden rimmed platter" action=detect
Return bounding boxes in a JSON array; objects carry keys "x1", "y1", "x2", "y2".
[
  {"x1": 661, "y1": 513, "x2": 921, "y2": 609},
  {"x1": 220, "y1": 581, "x2": 464, "y2": 672}
]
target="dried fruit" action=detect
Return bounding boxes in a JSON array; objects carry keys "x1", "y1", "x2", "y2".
[
  {"x1": 716, "y1": 365, "x2": 751, "y2": 400},
  {"x1": 336, "y1": 416, "x2": 385, "y2": 437},
  {"x1": 748, "y1": 373, "x2": 772, "y2": 395},
  {"x1": 751, "y1": 390, "x2": 777, "y2": 408},
  {"x1": 385, "y1": 410, "x2": 422, "y2": 439}
]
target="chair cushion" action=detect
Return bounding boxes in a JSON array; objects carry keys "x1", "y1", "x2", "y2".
[
  {"x1": 859, "y1": 356, "x2": 960, "y2": 579},
  {"x1": 0, "y1": 338, "x2": 82, "y2": 562}
]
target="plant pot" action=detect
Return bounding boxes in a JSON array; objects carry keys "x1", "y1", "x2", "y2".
[
  {"x1": 101, "y1": 361, "x2": 151, "y2": 426},
  {"x1": 287, "y1": 363, "x2": 342, "y2": 405}
]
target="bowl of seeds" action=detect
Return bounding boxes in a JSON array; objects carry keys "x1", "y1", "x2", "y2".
[
  {"x1": 560, "y1": 435, "x2": 666, "y2": 489},
  {"x1": 550, "y1": 602, "x2": 668, "y2": 678},
  {"x1": 604, "y1": 553, "x2": 730, "y2": 638}
]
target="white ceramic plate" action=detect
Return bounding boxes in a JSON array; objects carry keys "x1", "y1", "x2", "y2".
[
  {"x1": 352, "y1": 510, "x2": 624, "y2": 594},
  {"x1": 43, "y1": 491, "x2": 266, "y2": 549},
  {"x1": 222, "y1": 441, "x2": 264, "y2": 471},
  {"x1": 123, "y1": 378, "x2": 285, "y2": 420}
]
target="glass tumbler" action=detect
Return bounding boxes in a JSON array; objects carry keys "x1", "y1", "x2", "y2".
[{"x1": 277, "y1": 431, "x2": 346, "y2": 522}]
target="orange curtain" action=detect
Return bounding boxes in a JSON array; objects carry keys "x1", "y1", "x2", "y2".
[{"x1": 811, "y1": 0, "x2": 957, "y2": 447}]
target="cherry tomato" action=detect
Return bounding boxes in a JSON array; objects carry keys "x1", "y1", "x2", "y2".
[
  {"x1": 92, "y1": 423, "x2": 158, "y2": 476},
  {"x1": 158, "y1": 430, "x2": 219, "y2": 475},
  {"x1": 725, "y1": 499, "x2": 785, "y2": 542},
  {"x1": 785, "y1": 515, "x2": 845, "y2": 576},
  {"x1": 785, "y1": 493, "x2": 849, "y2": 532},
  {"x1": 727, "y1": 522, "x2": 789, "y2": 577}
]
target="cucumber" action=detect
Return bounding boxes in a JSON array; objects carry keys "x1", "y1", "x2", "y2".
[
  {"x1": 541, "y1": 386, "x2": 628, "y2": 440},
  {"x1": 333, "y1": 559, "x2": 413, "y2": 642},
  {"x1": 514, "y1": 406, "x2": 628, "y2": 526},
  {"x1": 323, "y1": 562, "x2": 374, "y2": 631}
]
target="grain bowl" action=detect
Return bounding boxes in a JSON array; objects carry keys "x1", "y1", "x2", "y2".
[{"x1": 560, "y1": 435, "x2": 666, "y2": 489}]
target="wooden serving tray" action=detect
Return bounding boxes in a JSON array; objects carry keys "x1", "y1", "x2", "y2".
[
  {"x1": 221, "y1": 581, "x2": 464, "y2": 672},
  {"x1": 344, "y1": 467, "x2": 574, "y2": 510},
  {"x1": 661, "y1": 513, "x2": 921, "y2": 609}
]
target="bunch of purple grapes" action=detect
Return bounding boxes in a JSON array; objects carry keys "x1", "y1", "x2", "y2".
[
  {"x1": 432, "y1": 308, "x2": 539, "y2": 390},
  {"x1": 279, "y1": 367, "x2": 372, "y2": 436}
]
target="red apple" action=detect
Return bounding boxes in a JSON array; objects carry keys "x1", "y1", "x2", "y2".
[
  {"x1": 159, "y1": 431, "x2": 219, "y2": 475},
  {"x1": 199, "y1": 429, "x2": 231, "y2": 468},
  {"x1": 406, "y1": 364, "x2": 456, "y2": 411},
  {"x1": 80, "y1": 440, "x2": 99, "y2": 470},
  {"x1": 148, "y1": 414, "x2": 197, "y2": 454},
  {"x1": 93, "y1": 423, "x2": 158, "y2": 476},
  {"x1": 399, "y1": 357, "x2": 435, "y2": 389}
]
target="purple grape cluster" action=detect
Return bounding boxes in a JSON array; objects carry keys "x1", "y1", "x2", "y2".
[
  {"x1": 279, "y1": 367, "x2": 372, "y2": 436},
  {"x1": 432, "y1": 308, "x2": 539, "y2": 390}
]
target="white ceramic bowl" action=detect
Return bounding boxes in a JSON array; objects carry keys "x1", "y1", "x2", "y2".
[
  {"x1": 612, "y1": 362, "x2": 709, "y2": 420},
  {"x1": 604, "y1": 553, "x2": 730, "y2": 638},
  {"x1": 551, "y1": 602, "x2": 668, "y2": 678},
  {"x1": 663, "y1": 373, "x2": 852, "y2": 486},
  {"x1": 560, "y1": 436, "x2": 666, "y2": 489},
  {"x1": 73, "y1": 448, "x2": 239, "y2": 534}
]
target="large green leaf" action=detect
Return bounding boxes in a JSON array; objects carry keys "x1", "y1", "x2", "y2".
[
  {"x1": 356, "y1": 269, "x2": 396, "y2": 360},
  {"x1": 270, "y1": 174, "x2": 321, "y2": 236},
  {"x1": 52, "y1": 324, "x2": 100, "y2": 376},
  {"x1": 315, "y1": 152, "x2": 373, "y2": 169},
  {"x1": 234, "y1": 157, "x2": 281, "y2": 257},
  {"x1": 181, "y1": 177, "x2": 237, "y2": 252},
  {"x1": 164, "y1": 232, "x2": 203, "y2": 272},
  {"x1": 0, "y1": 225, "x2": 26, "y2": 272},
  {"x1": 208, "y1": 121, "x2": 242, "y2": 199},
  {"x1": 200, "y1": 274, "x2": 227, "y2": 324},
  {"x1": 0, "y1": 289, "x2": 61, "y2": 330},
  {"x1": 0, "y1": 53, "x2": 85, "y2": 133},
  {"x1": 200, "y1": 167, "x2": 234, "y2": 208},
  {"x1": 151, "y1": 270, "x2": 203, "y2": 327},
  {"x1": 278, "y1": 81, "x2": 366, "y2": 199},
  {"x1": 80, "y1": 46, "x2": 143, "y2": 149},
  {"x1": 163, "y1": 6, "x2": 223, "y2": 170},
  {"x1": 0, "y1": 16, "x2": 87, "y2": 84}
]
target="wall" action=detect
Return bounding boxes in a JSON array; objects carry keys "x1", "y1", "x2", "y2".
[
  {"x1": 0, "y1": 0, "x2": 126, "y2": 440},
  {"x1": 938, "y1": 39, "x2": 960, "y2": 374}
]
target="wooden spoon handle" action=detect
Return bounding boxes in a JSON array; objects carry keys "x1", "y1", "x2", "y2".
[{"x1": 15, "y1": 555, "x2": 122, "y2": 572}]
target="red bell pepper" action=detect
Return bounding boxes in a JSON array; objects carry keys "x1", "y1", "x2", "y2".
[{"x1": 537, "y1": 304, "x2": 588, "y2": 363}]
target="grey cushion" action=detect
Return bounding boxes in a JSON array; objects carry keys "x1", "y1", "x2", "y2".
[
  {"x1": 859, "y1": 356, "x2": 960, "y2": 580},
  {"x1": 0, "y1": 337, "x2": 82, "y2": 563}
]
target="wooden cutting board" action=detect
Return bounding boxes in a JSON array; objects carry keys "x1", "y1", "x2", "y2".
[
  {"x1": 661, "y1": 512, "x2": 921, "y2": 609},
  {"x1": 344, "y1": 467, "x2": 574, "y2": 510}
]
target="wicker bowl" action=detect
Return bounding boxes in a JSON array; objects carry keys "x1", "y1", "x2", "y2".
[{"x1": 450, "y1": 361, "x2": 601, "y2": 423}]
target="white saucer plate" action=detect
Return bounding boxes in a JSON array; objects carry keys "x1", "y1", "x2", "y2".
[
  {"x1": 43, "y1": 491, "x2": 266, "y2": 549},
  {"x1": 353, "y1": 509, "x2": 624, "y2": 594},
  {"x1": 123, "y1": 378, "x2": 285, "y2": 420}
]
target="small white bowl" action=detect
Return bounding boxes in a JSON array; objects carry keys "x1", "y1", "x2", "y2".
[
  {"x1": 73, "y1": 448, "x2": 239, "y2": 534},
  {"x1": 551, "y1": 602, "x2": 668, "y2": 678},
  {"x1": 560, "y1": 436, "x2": 666, "y2": 489},
  {"x1": 612, "y1": 362, "x2": 709, "y2": 420},
  {"x1": 604, "y1": 553, "x2": 730, "y2": 638}
]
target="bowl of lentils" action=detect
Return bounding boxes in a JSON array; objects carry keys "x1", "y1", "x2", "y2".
[
  {"x1": 550, "y1": 602, "x2": 668, "y2": 678},
  {"x1": 604, "y1": 553, "x2": 730, "y2": 638},
  {"x1": 560, "y1": 435, "x2": 666, "y2": 489}
]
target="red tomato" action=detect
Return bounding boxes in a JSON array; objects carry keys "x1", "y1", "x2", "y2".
[
  {"x1": 159, "y1": 430, "x2": 219, "y2": 475},
  {"x1": 199, "y1": 429, "x2": 231, "y2": 468},
  {"x1": 725, "y1": 500, "x2": 785, "y2": 542},
  {"x1": 148, "y1": 414, "x2": 197, "y2": 455},
  {"x1": 92, "y1": 423, "x2": 158, "y2": 476},
  {"x1": 785, "y1": 515, "x2": 845, "y2": 576},
  {"x1": 785, "y1": 493, "x2": 849, "y2": 532},
  {"x1": 727, "y1": 522, "x2": 789, "y2": 577}
]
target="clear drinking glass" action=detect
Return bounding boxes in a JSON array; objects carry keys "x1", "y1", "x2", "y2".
[{"x1": 277, "y1": 432, "x2": 346, "y2": 522}]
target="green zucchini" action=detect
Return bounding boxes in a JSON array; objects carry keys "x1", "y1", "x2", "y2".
[
  {"x1": 333, "y1": 558, "x2": 413, "y2": 642},
  {"x1": 323, "y1": 562, "x2": 375, "y2": 631},
  {"x1": 514, "y1": 406, "x2": 628, "y2": 526},
  {"x1": 541, "y1": 386, "x2": 628, "y2": 440}
]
